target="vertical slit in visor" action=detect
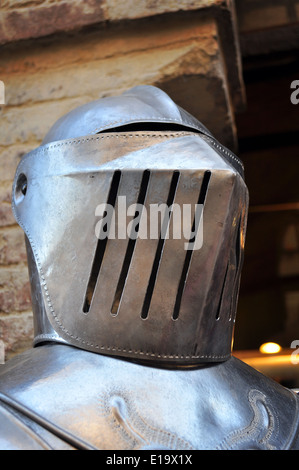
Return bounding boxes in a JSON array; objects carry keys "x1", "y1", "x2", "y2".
[
  {"x1": 141, "y1": 170, "x2": 180, "y2": 320},
  {"x1": 111, "y1": 169, "x2": 151, "y2": 316},
  {"x1": 83, "y1": 170, "x2": 121, "y2": 313},
  {"x1": 172, "y1": 170, "x2": 211, "y2": 320}
]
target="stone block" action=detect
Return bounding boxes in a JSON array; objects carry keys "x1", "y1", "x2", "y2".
[
  {"x1": 0, "y1": 0, "x2": 225, "y2": 45},
  {"x1": 0, "y1": 266, "x2": 31, "y2": 313},
  {"x1": 0, "y1": 182, "x2": 15, "y2": 227},
  {"x1": 0, "y1": 0, "x2": 105, "y2": 45},
  {"x1": 236, "y1": 0, "x2": 299, "y2": 32},
  {"x1": 235, "y1": 0, "x2": 299, "y2": 55},
  {"x1": 0, "y1": 11, "x2": 243, "y2": 148},
  {"x1": 0, "y1": 311, "x2": 33, "y2": 361},
  {"x1": 0, "y1": 226, "x2": 27, "y2": 265},
  {"x1": 0, "y1": 144, "x2": 30, "y2": 181}
]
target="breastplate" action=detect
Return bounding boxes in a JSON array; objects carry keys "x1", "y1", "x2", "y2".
[{"x1": 0, "y1": 343, "x2": 298, "y2": 450}]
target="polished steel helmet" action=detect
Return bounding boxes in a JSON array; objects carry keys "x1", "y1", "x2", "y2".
[{"x1": 12, "y1": 86, "x2": 248, "y2": 365}]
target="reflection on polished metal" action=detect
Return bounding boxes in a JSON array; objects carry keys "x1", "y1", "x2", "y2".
[{"x1": 0, "y1": 85, "x2": 299, "y2": 450}]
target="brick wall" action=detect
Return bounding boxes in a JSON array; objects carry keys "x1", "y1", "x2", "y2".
[
  {"x1": 235, "y1": 0, "x2": 299, "y2": 55},
  {"x1": 236, "y1": 0, "x2": 299, "y2": 32},
  {"x1": 0, "y1": 0, "x2": 223, "y2": 44},
  {"x1": 0, "y1": 0, "x2": 243, "y2": 360}
]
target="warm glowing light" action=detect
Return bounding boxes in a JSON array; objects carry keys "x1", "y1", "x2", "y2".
[{"x1": 259, "y1": 342, "x2": 281, "y2": 354}]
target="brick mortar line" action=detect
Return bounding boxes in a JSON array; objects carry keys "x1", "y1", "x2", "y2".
[
  {"x1": 0, "y1": 310, "x2": 32, "y2": 318},
  {"x1": 0, "y1": 263, "x2": 29, "y2": 271},
  {"x1": 0, "y1": 34, "x2": 209, "y2": 69}
]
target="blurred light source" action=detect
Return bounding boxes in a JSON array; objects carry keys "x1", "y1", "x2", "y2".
[{"x1": 259, "y1": 342, "x2": 282, "y2": 354}]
